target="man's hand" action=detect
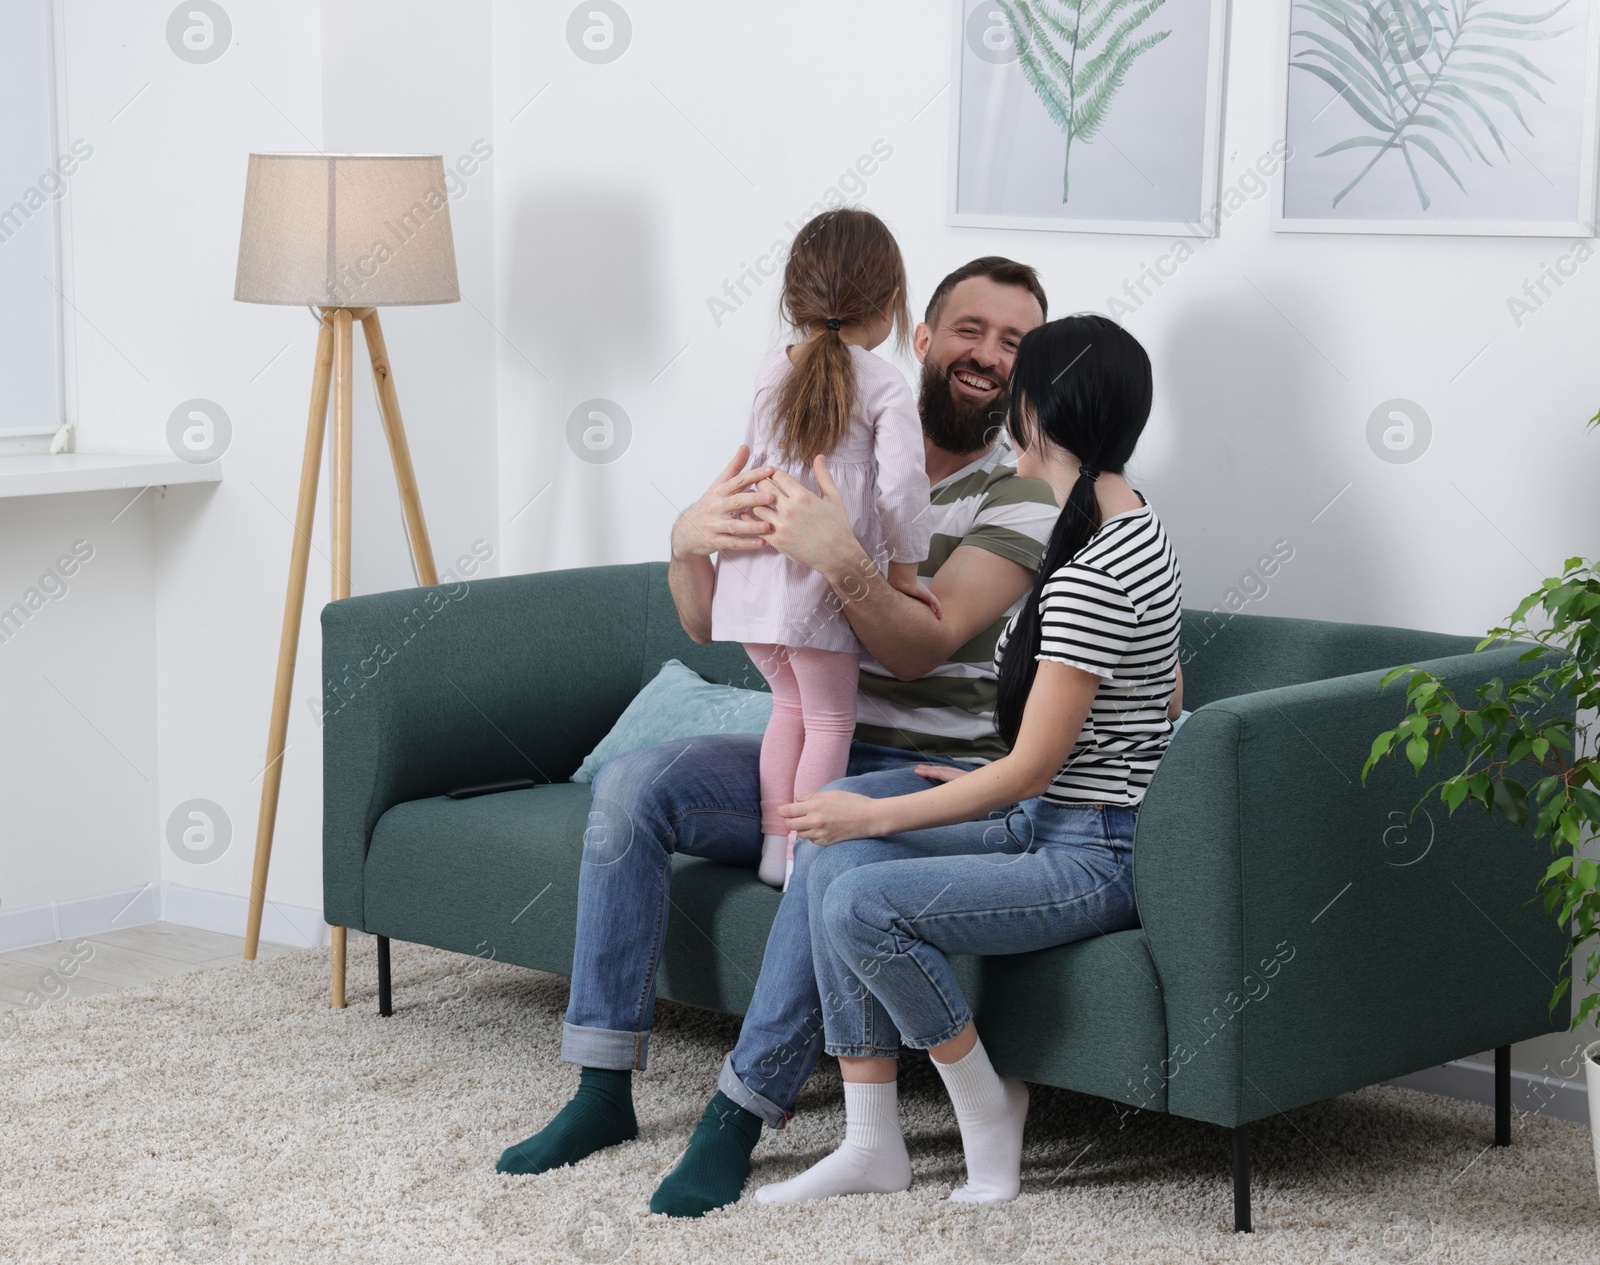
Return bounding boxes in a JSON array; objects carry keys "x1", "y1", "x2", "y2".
[
  {"x1": 749, "y1": 458, "x2": 866, "y2": 581},
  {"x1": 666, "y1": 445, "x2": 776, "y2": 645},
  {"x1": 669, "y1": 445, "x2": 778, "y2": 561},
  {"x1": 779, "y1": 790, "x2": 887, "y2": 847}
]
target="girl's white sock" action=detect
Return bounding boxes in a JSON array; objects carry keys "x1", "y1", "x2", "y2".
[
  {"x1": 758, "y1": 834, "x2": 788, "y2": 888},
  {"x1": 932, "y1": 1036, "x2": 1029, "y2": 1203},
  {"x1": 753, "y1": 1079, "x2": 912, "y2": 1204}
]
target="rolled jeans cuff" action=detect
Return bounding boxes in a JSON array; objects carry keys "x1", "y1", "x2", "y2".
[
  {"x1": 561, "y1": 1022, "x2": 649, "y2": 1071},
  {"x1": 717, "y1": 1054, "x2": 790, "y2": 1130},
  {"x1": 822, "y1": 1042, "x2": 903, "y2": 1060}
]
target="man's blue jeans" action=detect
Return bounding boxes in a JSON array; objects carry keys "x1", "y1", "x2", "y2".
[{"x1": 559, "y1": 733, "x2": 974, "y2": 1127}]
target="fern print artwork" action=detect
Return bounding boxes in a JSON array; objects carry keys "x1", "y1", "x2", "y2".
[
  {"x1": 1291, "y1": 0, "x2": 1577, "y2": 211},
  {"x1": 995, "y1": 0, "x2": 1174, "y2": 201}
]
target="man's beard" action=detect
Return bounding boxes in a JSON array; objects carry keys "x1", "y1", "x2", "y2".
[{"x1": 919, "y1": 357, "x2": 1007, "y2": 456}]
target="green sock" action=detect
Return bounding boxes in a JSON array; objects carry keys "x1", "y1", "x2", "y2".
[
  {"x1": 649, "y1": 1091, "x2": 763, "y2": 1218},
  {"x1": 496, "y1": 1067, "x2": 638, "y2": 1175}
]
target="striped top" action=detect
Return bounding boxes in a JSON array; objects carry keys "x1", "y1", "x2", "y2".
[
  {"x1": 855, "y1": 439, "x2": 1058, "y2": 762},
  {"x1": 996, "y1": 500, "x2": 1183, "y2": 806}
]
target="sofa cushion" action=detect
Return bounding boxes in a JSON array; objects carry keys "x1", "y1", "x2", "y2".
[
  {"x1": 361, "y1": 782, "x2": 784, "y2": 1013},
  {"x1": 571, "y1": 660, "x2": 772, "y2": 784}
]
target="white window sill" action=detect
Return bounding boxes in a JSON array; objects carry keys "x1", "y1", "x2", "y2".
[{"x1": 0, "y1": 452, "x2": 223, "y2": 500}]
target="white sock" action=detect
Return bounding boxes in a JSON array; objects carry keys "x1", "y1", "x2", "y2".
[
  {"x1": 781, "y1": 831, "x2": 797, "y2": 892},
  {"x1": 753, "y1": 1079, "x2": 912, "y2": 1204},
  {"x1": 932, "y1": 1036, "x2": 1028, "y2": 1203},
  {"x1": 758, "y1": 833, "x2": 788, "y2": 888}
]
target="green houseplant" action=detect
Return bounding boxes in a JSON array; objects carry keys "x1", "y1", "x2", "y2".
[{"x1": 1365, "y1": 467, "x2": 1600, "y2": 1182}]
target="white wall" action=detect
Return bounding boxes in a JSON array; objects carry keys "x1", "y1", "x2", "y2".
[
  {"x1": 3, "y1": 0, "x2": 496, "y2": 935},
  {"x1": 0, "y1": 494, "x2": 157, "y2": 927},
  {"x1": 319, "y1": 0, "x2": 499, "y2": 602},
  {"x1": 60, "y1": 0, "x2": 330, "y2": 924}
]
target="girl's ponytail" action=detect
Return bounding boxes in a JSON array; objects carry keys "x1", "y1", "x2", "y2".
[
  {"x1": 772, "y1": 209, "x2": 910, "y2": 466},
  {"x1": 773, "y1": 317, "x2": 856, "y2": 466}
]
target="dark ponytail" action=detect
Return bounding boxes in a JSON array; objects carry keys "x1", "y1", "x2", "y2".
[{"x1": 994, "y1": 316, "x2": 1153, "y2": 748}]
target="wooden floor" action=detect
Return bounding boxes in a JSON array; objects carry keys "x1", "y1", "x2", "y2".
[{"x1": 0, "y1": 924, "x2": 296, "y2": 1013}]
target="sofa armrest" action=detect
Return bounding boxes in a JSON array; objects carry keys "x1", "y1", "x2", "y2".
[
  {"x1": 321, "y1": 564, "x2": 656, "y2": 928},
  {"x1": 1132, "y1": 643, "x2": 1569, "y2": 1127}
]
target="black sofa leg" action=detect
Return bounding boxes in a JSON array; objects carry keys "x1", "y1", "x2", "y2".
[
  {"x1": 377, "y1": 936, "x2": 392, "y2": 1018},
  {"x1": 1232, "y1": 1124, "x2": 1251, "y2": 1232},
  {"x1": 1494, "y1": 1044, "x2": 1510, "y2": 1146}
]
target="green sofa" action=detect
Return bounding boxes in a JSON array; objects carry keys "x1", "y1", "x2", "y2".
[{"x1": 322, "y1": 561, "x2": 1567, "y2": 1230}]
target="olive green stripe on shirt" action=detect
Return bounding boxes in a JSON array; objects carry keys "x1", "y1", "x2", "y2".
[
  {"x1": 931, "y1": 466, "x2": 996, "y2": 506},
  {"x1": 979, "y1": 472, "x2": 1057, "y2": 509},
  {"x1": 854, "y1": 720, "x2": 1010, "y2": 763},
  {"x1": 933, "y1": 466, "x2": 1054, "y2": 508},
  {"x1": 858, "y1": 671, "x2": 1002, "y2": 716},
  {"x1": 925, "y1": 524, "x2": 1051, "y2": 574}
]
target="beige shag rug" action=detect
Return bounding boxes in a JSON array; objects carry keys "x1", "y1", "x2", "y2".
[{"x1": 2, "y1": 936, "x2": 1596, "y2": 1264}]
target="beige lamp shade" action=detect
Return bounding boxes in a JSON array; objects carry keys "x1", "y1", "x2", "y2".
[{"x1": 234, "y1": 153, "x2": 460, "y2": 307}]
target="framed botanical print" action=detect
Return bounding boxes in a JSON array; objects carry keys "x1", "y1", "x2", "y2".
[
  {"x1": 949, "y1": 0, "x2": 1232, "y2": 236},
  {"x1": 1274, "y1": 0, "x2": 1600, "y2": 235}
]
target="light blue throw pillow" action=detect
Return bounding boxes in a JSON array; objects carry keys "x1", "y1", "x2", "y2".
[{"x1": 571, "y1": 659, "x2": 773, "y2": 784}]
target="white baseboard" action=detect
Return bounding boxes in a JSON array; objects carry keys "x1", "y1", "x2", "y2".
[
  {"x1": 0, "y1": 884, "x2": 368, "y2": 954},
  {"x1": 1385, "y1": 1060, "x2": 1590, "y2": 1126}
]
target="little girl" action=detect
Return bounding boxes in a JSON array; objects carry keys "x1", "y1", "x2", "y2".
[{"x1": 710, "y1": 208, "x2": 936, "y2": 889}]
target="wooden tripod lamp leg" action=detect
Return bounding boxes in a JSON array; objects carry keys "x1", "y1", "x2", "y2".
[
  {"x1": 329, "y1": 307, "x2": 355, "y2": 1008},
  {"x1": 245, "y1": 316, "x2": 335, "y2": 962},
  {"x1": 360, "y1": 311, "x2": 439, "y2": 585}
]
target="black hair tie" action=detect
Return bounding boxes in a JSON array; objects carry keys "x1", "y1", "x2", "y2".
[
  {"x1": 1081, "y1": 467, "x2": 1101, "y2": 483},
  {"x1": 825, "y1": 318, "x2": 843, "y2": 331}
]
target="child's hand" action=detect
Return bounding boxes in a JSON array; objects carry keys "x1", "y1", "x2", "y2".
[
  {"x1": 912, "y1": 764, "x2": 968, "y2": 784},
  {"x1": 887, "y1": 561, "x2": 941, "y2": 619}
]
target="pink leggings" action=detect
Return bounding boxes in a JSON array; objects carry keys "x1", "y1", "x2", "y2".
[{"x1": 744, "y1": 643, "x2": 860, "y2": 836}]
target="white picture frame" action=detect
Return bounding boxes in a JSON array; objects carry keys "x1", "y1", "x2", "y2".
[
  {"x1": 1271, "y1": 0, "x2": 1600, "y2": 237},
  {"x1": 0, "y1": 0, "x2": 71, "y2": 452},
  {"x1": 948, "y1": 0, "x2": 1231, "y2": 238}
]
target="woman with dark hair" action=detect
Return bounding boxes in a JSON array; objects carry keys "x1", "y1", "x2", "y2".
[{"x1": 756, "y1": 314, "x2": 1183, "y2": 1207}]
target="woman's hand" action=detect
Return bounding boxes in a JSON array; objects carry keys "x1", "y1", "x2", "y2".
[{"x1": 779, "y1": 790, "x2": 886, "y2": 847}]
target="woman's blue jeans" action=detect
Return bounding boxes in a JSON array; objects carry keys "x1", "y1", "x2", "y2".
[{"x1": 809, "y1": 798, "x2": 1140, "y2": 1056}]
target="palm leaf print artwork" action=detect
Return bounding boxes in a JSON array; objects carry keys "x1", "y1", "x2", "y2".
[
  {"x1": 1291, "y1": 0, "x2": 1576, "y2": 210},
  {"x1": 995, "y1": 0, "x2": 1173, "y2": 201}
]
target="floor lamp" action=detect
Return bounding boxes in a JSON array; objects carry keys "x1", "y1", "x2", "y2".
[{"x1": 233, "y1": 153, "x2": 460, "y2": 1007}]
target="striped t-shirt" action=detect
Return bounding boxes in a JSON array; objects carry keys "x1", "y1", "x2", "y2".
[
  {"x1": 995, "y1": 499, "x2": 1183, "y2": 806},
  {"x1": 854, "y1": 438, "x2": 1058, "y2": 762}
]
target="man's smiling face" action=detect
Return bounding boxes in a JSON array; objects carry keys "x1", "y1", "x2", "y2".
[{"x1": 914, "y1": 276, "x2": 1046, "y2": 456}]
